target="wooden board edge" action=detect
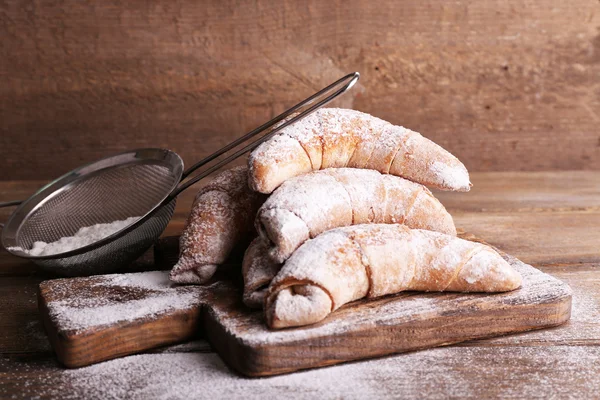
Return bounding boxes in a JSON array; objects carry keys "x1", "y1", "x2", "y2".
[
  {"x1": 37, "y1": 289, "x2": 68, "y2": 364},
  {"x1": 37, "y1": 284, "x2": 205, "y2": 368},
  {"x1": 202, "y1": 308, "x2": 266, "y2": 377}
]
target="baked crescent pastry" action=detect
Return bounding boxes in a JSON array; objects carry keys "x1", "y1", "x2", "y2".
[
  {"x1": 170, "y1": 166, "x2": 266, "y2": 284},
  {"x1": 242, "y1": 238, "x2": 282, "y2": 308},
  {"x1": 248, "y1": 108, "x2": 471, "y2": 194},
  {"x1": 256, "y1": 168, "x2": 456, "y2": 263},
  {"x1": 265, "y1": 224, "x2": 522, "y2": 329}
]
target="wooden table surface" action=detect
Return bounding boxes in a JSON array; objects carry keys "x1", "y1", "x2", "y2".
[{"x1": 1, "y1": 171, "x2": 599, "y2": 399}]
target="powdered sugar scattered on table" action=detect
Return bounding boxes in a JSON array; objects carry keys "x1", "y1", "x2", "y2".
[
  {"x1": 6, "y1": 249, "x2": 582, "y2": 399},
  {"x1": 10, "y1": 216, "x2": 140, "y2": 256},
  {"x1": 4, "y1": 345, "x2": 599, "y2": 399}
]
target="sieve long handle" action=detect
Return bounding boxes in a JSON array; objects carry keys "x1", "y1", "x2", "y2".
[
  {"x1": 0, "y1": 200, "x2": 22, "y2": 229},
  {"x1": 170, "y1": 72, "x2": 360, "y2": 198}
]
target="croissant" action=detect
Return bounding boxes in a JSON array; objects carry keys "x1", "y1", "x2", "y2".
[
  {"x1": 170, "y1": 166, "x2": 266, "y2": 284},
  {"x1": 265, "y1": 224, "x2": 522, "y2": 329},
  {"x1": 242, "y1": 238, "x2": 282, "y2": 308},
  {"x1": 248, "y1": 108, "x2": 471, "y2": 194},
  {"x1": 256, "y1": 168, "x2": 456, "y2": 263}
]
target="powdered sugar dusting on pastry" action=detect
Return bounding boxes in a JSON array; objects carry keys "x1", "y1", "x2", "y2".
[
  {"x1": 266, "y1": 225, "x2": 522, "y2": 329},
  {"x1": 256, "y1": 168, "x2": 456, "y2": 264},
  {"x1": 248, "y1": 108, "x2": 471, "y2": 193},
  {"x1": 171, "y1": 166, "x2": 265, "y2": 285},
  {"x1": 267, "y1": 285, "x2": 332, "y2": 329},
  {"x1": 242, "y1": 238, "x2": 282, "y2": 308},
  {"x1": 170, "y1": 263, "x2": 218, "y2": 284},
  {"x1": 458, "y1": 249, "x2": 523, "y2": 292},
  {"x1": 257, "y1": 208, "x2": 311, "y2": 263},
  {"x1": 429, "y1": 161, "x2": 471, "y2": 192},
  {"x1": 463, "y1": 252, "x2": 490, "y2": 284},
  {"x1": 267, "y1": 229, "x2": 370, "y2": 313},
  {"x1": 256, "y1": 172, "x2": 353, "y2": 262},
  {"x1": 172, "y1": 191, "x2": 236, "y2": 275}
]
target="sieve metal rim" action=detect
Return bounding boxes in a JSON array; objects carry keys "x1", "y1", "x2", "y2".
[{"x1": 1, "y1": 148, "x2": 183, "y2": 260}]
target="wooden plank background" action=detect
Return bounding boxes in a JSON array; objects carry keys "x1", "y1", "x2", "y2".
[{"x1": 1, "y1": 0, "x2": 600, "y2": 180}]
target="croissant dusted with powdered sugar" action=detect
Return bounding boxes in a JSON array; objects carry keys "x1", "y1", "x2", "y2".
[
  {"x1": 265, "y1": 224, "x2": 522, "y2": 329},
  {"x1": 170, "y1": 166, "x2": 266, "y2": 285},
  {"x1": 256, "y1": 168, "x2": 456, "y2": 264},
  {"x1": 248, "y1": 108, "x2": 471, "y2": 194}
]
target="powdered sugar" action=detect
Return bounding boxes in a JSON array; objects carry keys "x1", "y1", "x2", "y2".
[
  {"x1": 257, "y1": 171, "x2": 352, "y2": 261},
  {"x1": 248, "y1": 107, "x2": 471, "y2": 193},
  {"x1": 473, "y1": 264, "x2": 588, "y2": 345},
  {"x1": 463, "y1": 251, "x2": 491, "y2": 284},
  {"x1": 172, "y1": 166, "x2": 265, "y2": 284},
  {"x1": 429, "y1": 161, "x2": 471, "y2": 192},
  {"x1": 257, "y1": 168, "x2": 456, "y2": 264},
  {"x1": 10, "y1": 217, "x2": 140, "y2": 256},
  {"x1": 97, "y1": 270, "x2": 173, "y2": 290},
  {"x1": 44, "y1": 271, "x2": 209, "y2": 334},
  {"x1": 265, "y1": 225, "x2": 522, "y2": 328},
  {"x1": 266, "y1": 285, "x2": 332, "y2": 329},
  {"x1": 4, "y1": 344, "x2": 599, "y2": 399},
  {"x1": 38, "y1": 252, "x2": 571, "y2": 384},
  {"x1": 50, "y1": 293, "x2": 199, "y2": 333},
  {"x1": 262, "y1": 172, "x2": 352, "y2": 234},
  {"x1": 242, "y1": 238, "x2": 282, "y2": 308},
  {"x1": 214, "y1": 254, "x2": 568, "y2": 346}
]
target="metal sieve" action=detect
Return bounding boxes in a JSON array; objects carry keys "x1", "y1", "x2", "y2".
[{"x1": 0, "y1": 72, "x2": 360, "y2": 276}]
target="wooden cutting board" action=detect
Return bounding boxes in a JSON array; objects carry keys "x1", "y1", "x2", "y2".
[{"x1": 38, "y1": 234, "x2": 572, "y2": 377}]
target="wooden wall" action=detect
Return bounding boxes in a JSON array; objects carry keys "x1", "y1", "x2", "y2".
[{"x1": 1, "y1": 0, "x2": 599, "y2": 180}]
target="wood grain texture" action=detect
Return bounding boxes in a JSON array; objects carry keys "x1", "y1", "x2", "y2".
[
  {"x1": 0, "y1": 277, "x2": 51, "y2": 356},
  {"x1": 37, "y1": 246, "x2": 571, "y2": 375},
  {"x1": 453, "y1": 212, "x2": 600, "y2": 266},
  {"x1": 436, "y1": 170, "x2": 600, "y2": 213},
  {"x1": 5, "y1": 346, "x2": 600, "y2": 399},
  {"x1": 2, "y1": 1, "x2": 600, "y2": 180},
  {"x1": 467, "y1": 263, "x2": 600, "y2": 347},
  {"x1": 436, "y1": 171, "x2": 600, "y2": 266}
]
